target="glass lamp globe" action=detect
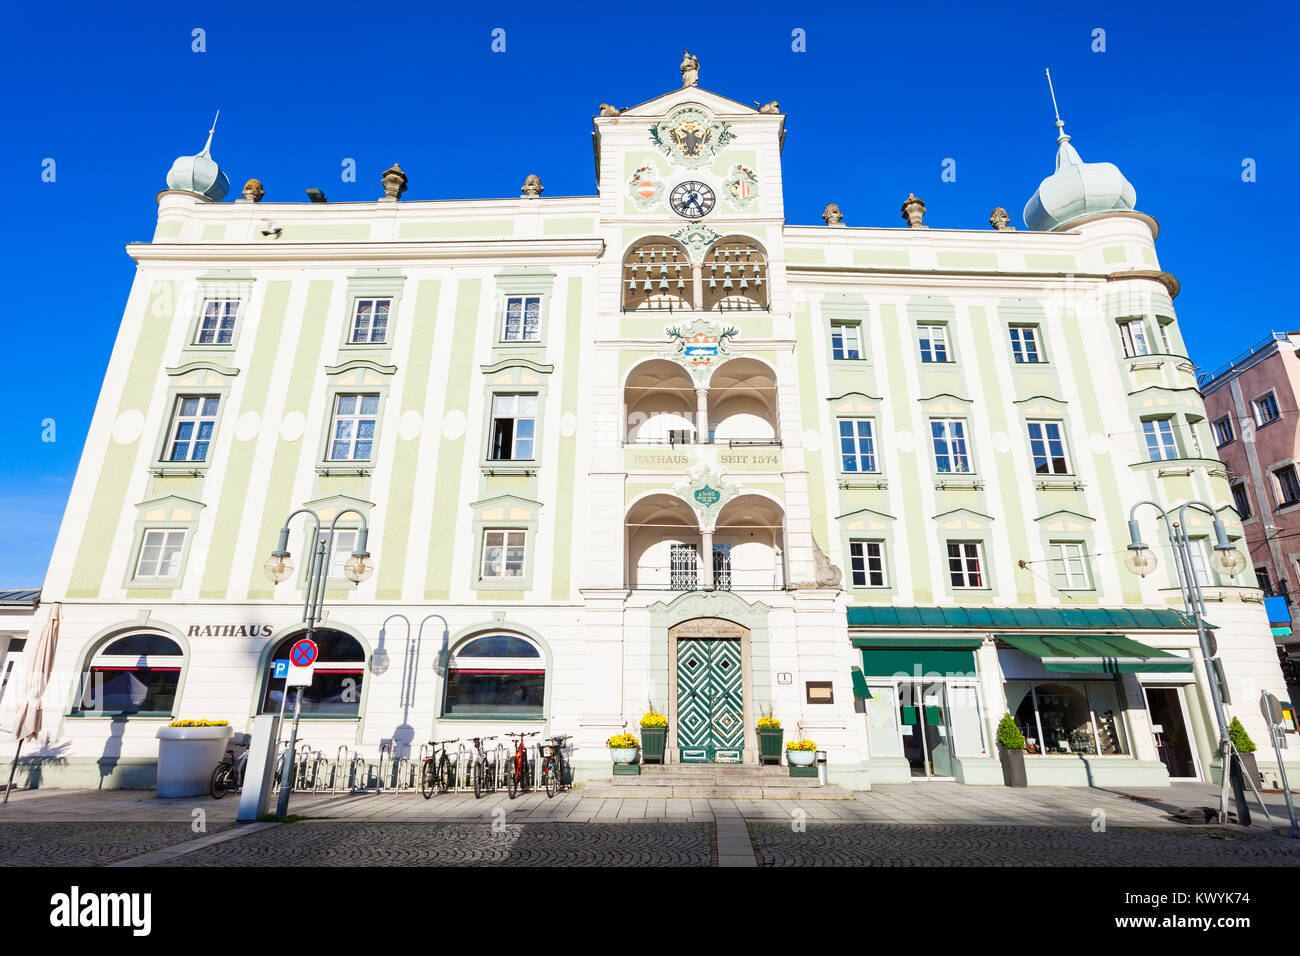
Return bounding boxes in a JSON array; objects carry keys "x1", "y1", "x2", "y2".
[
  {"x1": 1210, "y1": 547, "x2": 1248, "y2": 578},
  {"x1": 1123, "y1": 546, "x2": 1158, "y2": 577},
  {"x1": 344, "y1": 552, "x2": 374, "y2": 584},
  {"x1": 263, "y1": 552, "x2": 293, "y2": 584},
  {"x1": 370, "y1": 647, "x2": 390, "y2": 675}
]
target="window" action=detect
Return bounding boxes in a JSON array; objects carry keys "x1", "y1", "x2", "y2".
[
  {"x1": 670, "y1": 543, "x2": 698, "y2": 590},
  {"x1": 918, "y1": 325, "x2": 949, "y2": 363},
  {"x1": 713, "y1": 544, "x2": 732, "y2": 590},
  {"x1": 1048, "y1": 541, "x2": 1092, "y2": 590},
  {"x1": 503, "y1": 296, "x2": 542, "y2": 342},
  {"x1": 77, "y1": 632, "x2": 185, "y2": 717},
  {"x1": 1187, "y1": 538, "x2": 1211, "y2": 587},
  {"x1": 165, "y1": 395, "x2": 219, "y2": 462},
  {"x1": 1026, "y1": 420, "x2": 1070, "y2": 475},
  {"x1": 259, "y1": 629, "x2": 365, "y2": 717},
  {"x1": 947, "y1": 541, "x2": 984, "y2": 588},
  {"x1": 1009, "y1": 326, "x2": 1041, "y2": 363},
  {"x1": 328, "y1": 393, "x2": 379, "y2": 461},
  {"x1": 838, "y1": 419, "x2": 877, "y2": 472},
  {"x1": 1232, "y1": 484, "x2": 1253, "y2": 519},
  {"x1": 488, "y1": 393, "x2": 537, "y2": 461},
  {"x1": 1278, "y1": 466, "x2": 1300, "y2": 506},
  {"x1": 134, "y1": 529, "x2": 186, "y2": 580},
  {"x1": 443, "y1": 634, "x2": 544, "y2": 718},
  {"x1": 1213, "y1": 416, "x2": 1234, "y2": 447},
  {"x1": 849, "y1": 540, "x2": 887, "y2": 587},
  {"x1": 931, "y1": 419, "x2": 971, "y2": 473},
  {"x1": 481, "y1": 529, "x2": 527, "y2": 579},
  {"x1": 349, "y1": 298, "x2": 390, "y2": 344},
  {"x1": 1119, "y1": 320, "x2": 1150, "y2": 357},
  {"x1": 1142, "y1": 418, "x2": 1180, "y2": 461},
  {"x1": 1254, "y1": 393, "x2": 1281, "y2": 426},
  {"x1": 1256, "y1": 566, "x2": 1274, "y2": 596},
  {"x1": 831, "y1": 323, "x2": 863, "y2": 360},
  {"x1": 195, "y1": 299, "x2": 239, "y2": 345},
  {"x1": 1007, "y1": 681, "x2": 1129, "y2": 756},
  {"x1": 315, "y1": 529, "x2": 359, "y2": 580}
]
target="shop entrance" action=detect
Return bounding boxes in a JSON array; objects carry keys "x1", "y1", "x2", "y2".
[
  {"x1": 1144, "y1": 686, "x2": 1200, "y2": 780},
  {"x1": 898, "y1": 681, "x2": 955, "y2": 778}
]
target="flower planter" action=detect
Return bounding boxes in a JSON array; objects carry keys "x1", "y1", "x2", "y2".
[
  {"x1": 640, "y1": 726, "x2": 667, "y2": 764},
  {"x1": 757, "y1": 728, "x2": 784, "y2": 765},
  {"x1": 609, "y1": 747, "x2": 639, "y2": 765},
  {"x1": 999, "y1": 746, "x2": 1027, "y2": 788},
  {"x1": 786, "y1": 749, "x2": 816, "y2": 767},
  {"x1": 156, "y1": 725, "x2": 233, "y2": 798}
]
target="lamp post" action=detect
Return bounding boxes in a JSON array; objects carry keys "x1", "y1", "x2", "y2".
[
  {"x1": 264, "y1": 507, "x2": 374, "y2": 819},
  {"x1": 1124, "y1": 499, "x2": 1248, "y2": 825}
]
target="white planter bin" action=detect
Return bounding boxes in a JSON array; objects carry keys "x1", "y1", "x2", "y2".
[
  {"x1": 787, "y1": 750, "x2": 816, "y2": 767},
  {"x1": 155, "y1": 725, "x2": 233, "y2": 797},
  {"x1": 609, "y1": 747, "x2": 638, "y2": 765}
]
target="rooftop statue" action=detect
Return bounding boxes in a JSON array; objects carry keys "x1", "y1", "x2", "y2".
[{"x1": 680, "y1": 49, "x2": 699, "y2": 88}]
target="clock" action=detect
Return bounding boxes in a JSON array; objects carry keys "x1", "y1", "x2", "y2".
[{"x1": 669, "y1": 181, "x2": 716, "y2": 219}]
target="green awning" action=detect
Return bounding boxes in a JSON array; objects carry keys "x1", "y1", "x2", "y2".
[
  {"x1": 850, "y1": 666, "x2": 872, "y2": 699},
  {"x1": 846, "y1": 605, "x2": 1211, "y2": 631},
  {"x1": 860, "y1": 648, "x2": 977, "y2": 678},
  {"x1": 851, "y1": 636, "x2": 983, "y2": 649},
  {"x1": 998, "y1": 634, "x2": 1193, "y2": 674}
]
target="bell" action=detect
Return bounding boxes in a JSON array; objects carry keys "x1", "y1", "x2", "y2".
[
  {"x1": 643, "y1": 279, "x2": 653, "y2": 292},
  {"x1": 739, "y1": 278, "x2": 749, "y2": 291},
  {"x1": 659, "y1": 265, "x2": 669, "y2": 277},
  {"x1": 723, "y1": 263, "x2": 733, "y2": 276},
  {"x1": 709, "y1": 278, "x2": 717, "y2": 290},
  {"x1": 659, "y1": 278, "x2": 669, "y2": 292},
  {"x1": 627, "y1": 278, "x2": 637, "y2": 292},
  {"x1": 677, "y1": 278, "x2": 685, "y2": 290},
  {"x1": 723, "y1": 277, "x2": 734, "y2": 291}
]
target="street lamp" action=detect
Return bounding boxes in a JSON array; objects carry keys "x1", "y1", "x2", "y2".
[
  {"x1": 263, "y1": 507, "x2": 373, "y2": 818},
  {"x1": 1124, "y1": 499, "x2": 1246, "y2": 825}
]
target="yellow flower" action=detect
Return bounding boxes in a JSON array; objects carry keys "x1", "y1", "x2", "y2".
[
  {"x1": 640, "y1": 712, "x2": 667, "y2": 728},
  {"x1": 785, "y1": 739, "x2": 817, "y2": 751},
  {"x1": 606, "y1": 733, "x2": 640, "y2": 748}
]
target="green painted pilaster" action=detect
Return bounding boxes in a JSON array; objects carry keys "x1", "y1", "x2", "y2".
[
  {"x1": 793, "y1": 301, "x2": 830, "y2": 553},
  {"x1": 551, "y1": 277, "x2": 583, "y2": 601}
]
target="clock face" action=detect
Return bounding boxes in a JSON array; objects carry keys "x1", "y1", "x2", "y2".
[{"x1": 669, "y1": 181, "x2": 716, "y2": 219}]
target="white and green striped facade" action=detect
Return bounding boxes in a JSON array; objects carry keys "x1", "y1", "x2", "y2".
[{"x1": 14, "y1": 80, "x2": 1295, "y2": 791}]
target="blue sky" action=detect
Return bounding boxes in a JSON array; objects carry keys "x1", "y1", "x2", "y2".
[{"x1": 1, "y1": 1, "x2": 1296, "y2": 584}]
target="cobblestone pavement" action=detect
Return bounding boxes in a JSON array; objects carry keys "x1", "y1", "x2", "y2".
[
  {"x1": 153, "y1": 822, "x2": 713, "y2": 867},
  {"x1": 0, "y1": 822, "x2": 233, "y2": 867},
  {"x1": 749, "y1": 822, "x2": 1300, "y2": 866}
]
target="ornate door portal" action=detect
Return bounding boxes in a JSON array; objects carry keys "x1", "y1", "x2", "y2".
[{"x1": 676, "y1": 637, "x2": 743, "y2": 762}]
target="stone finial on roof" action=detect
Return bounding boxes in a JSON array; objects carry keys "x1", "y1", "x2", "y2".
[
  {"x1": 901, "y1": 193, "x2": 927, "y2": 228},
  {"x1": 381, "y1": 163, "x2": 407, "y2": 201},
  {"x1": 989, "y1": 206, "x2": 1014, "y2": 230},
  {"x1": 521, "y1": 174, "x2": 544, "y2": 198},
  {"x1": 239, "y1": 179, "x2": 264, "y2": 203},
  {"x1": 822, "y1": 203, "x2": 845, "y2": 226}
]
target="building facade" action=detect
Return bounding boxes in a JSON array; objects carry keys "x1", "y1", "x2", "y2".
[{"x1": 7, "y1": 65, "x2": 1295, "y2": 792}]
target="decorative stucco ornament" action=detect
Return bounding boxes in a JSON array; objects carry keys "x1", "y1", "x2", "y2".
[
  {"x1": 809, "y1": 536, "x2": 844, "y2": 589},
  {"x1": 649, "y1": 107, "x2": 736, "y2": 170},
  {"x1": 381, "y1": 163, "x2": 408, "y2": 201},
  {"x1": 672, "y1": 467, "x2": 740, "y2": 532},
  {"x1": 822, "y1": 203, "x2": 844, "y2": 226},
  {"x1": 662, "y1": 317, "x2": 739, "y2": 384},
  {"x1": 989, "y1": 207, "x2": 1014, "y2": 230},
  {"x1": 723, "y1": 163, "x2": 758, "y2": 210},
  {"x1": 165, "y1": 111, "x2": 230, "y2": 202},
  {"x1": 521, "y1": 174, "x2": 544, "y2": 197},
  {"x1": 239, "y1": 179, "x2": 264, "y2": 203},
  {"x1": 598, "y1": 103, "x2": 622, "y2": 116},
  {"x1": 680, "y1": 49, "x2": 699, "y2": 88},
  {"x1": 668, "y1": 223, "x2": 722, "y2": 261},
  {"x1": 628, "y1": 163, "x2": 666, "y2": 211},
  {"x1": 901, "y1": 193, "x2": 927, "y2": 228}
]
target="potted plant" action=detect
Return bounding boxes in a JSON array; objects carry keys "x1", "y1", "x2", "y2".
[
  {"x1": 1228, "y1": 716, "x2": 1259, "y2": 786},
  {"x1": 607, "y1": 733, "x2": 640, "y2": 765},
  {"x1": 156, "y1": 720, "x2": 233, "y2": 798},
  {"x1": 786, "y1": 739, "x2": 817, "y2": 766},
  {"x1": 996, "y1": 713, "x2": 1027, "y2": 788},
  {"x1": 640, "y1": 709, "x2": 668, "y2": 764},
  {"x1": 757, "y1": 713, "x2": 783, "y2": 765}
]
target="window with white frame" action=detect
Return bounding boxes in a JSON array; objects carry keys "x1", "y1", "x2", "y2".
[
  {"x1": 195, "y1": 299, "x2": 239, "y2": 345},
  {"x1": 134, "y1": 529, "x2": 186, "y2": 580},
  {"x1": 931, "y1": 419, "x2": 971, "y2": 473},
  {"x1": 78, "y1": 633, "x2": 185, "y2": 717},
  {"x1": 918, "y1": 325, "x2": 950, "y2": 363},
  {"x1": 328, "y1": 393, "x2": 379, "y2": 461},
  {"x1": 315, "y1": 529, "x2": 359, "y2": 579},
  {"x1": 849, "y1": 540, "x2": 887, "y2": 587},
  {"x1": 1212, "y1": 416, "x2": 1234, "y2": 446},
  {"x1": 1276, "y1": 465, "x2": 1300, "y2": 506},
  {"x1": 1187, "y1": 538, "x2": 1211, "y2": 587},
  {"x1": 165, "y1": 395, "x2": 219, "y2": 462},
  {"x1": 947, "y1": 541, "x2": 985, "y2": 588},
  {"x1": 831, "y1": 323, "x2": 863, "y2": 360},
  {"x1": 1231, "y1": 483, "x2": 1252, "y2": 519},
  {"x1": 1026, "y1": 420, "x2": 1070, "y2": 475},
  {"x1": 488, "y1": 393, "x2": 538, "y2": 460},
  {"x1": 1253, "y1": 392, "x2": 1281, "y2": 426},
  {"x1": 481, "y1": 529, "x2": 527, "y2": 579},
  {"x1": 503, "y1": 296, "x2": 542, "y2": 342},
  {"x1": 349, "y1": 298, "x2": 391, "y2": 344},
  {"x1": 838, "y1": 419, "x2": 877, "y2": 472},
  {"x1": 1009, "y1": 326, "x2": 1042, "y2": 363},
  {"x1": 1142, "y1": 418, "x2": 1180, "y2": 461},
  {"x1": 1048, "y1": 541, "x2": 1092, "y2": 590},
  {"x1": 1118, "y1": 320, "x2": 1151, "y2": 357}
]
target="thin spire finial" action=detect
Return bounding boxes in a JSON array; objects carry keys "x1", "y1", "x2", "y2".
[
  {"x1": 201, "y1": 109, "x2": 220, "y2": 156},
  {"x1": 1044, "y1": 69, "x2": 1069, "y2": 144}
]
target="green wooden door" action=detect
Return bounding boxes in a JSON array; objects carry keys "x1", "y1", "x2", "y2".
[{"x1": 676, "y1": 638, "x2": 744, "y2": 763}]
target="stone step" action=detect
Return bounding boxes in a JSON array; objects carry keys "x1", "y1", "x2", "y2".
[
  {"x1": 580, "y1": 784, "x2": 851, "y2": 800},
  {"x1": 606, "y1": 774, "x2": 813, "y2": 788},
  {"x1": 640, "y1": 764, "x2": 789, "y2": 776}
]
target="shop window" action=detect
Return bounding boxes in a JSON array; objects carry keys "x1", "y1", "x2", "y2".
[
  {"x1": 1006, "y1": 681, "x2": 1129, "y2": 756},
  {"x1": 442, "y1": 633, "x2": 544, "y2": 718},
  {"x1": 194, "y1": 298, "x2": 239, "y2": 345},
  {"x1": 349, "y1": 299, "x2": 391, "y2": 344},
  {"x1": 77, "y1": 632, "x2": 185, "y2": 716},
  {"x1": 165, "y1": 396, "x2": 220, "y2": 462},
  {"x1": 258, "y1": 629, "x2": 366, "y2": 717}
]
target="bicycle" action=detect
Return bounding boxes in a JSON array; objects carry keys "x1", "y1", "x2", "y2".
[
  {"x1": 540, "y1": 734, "x2": 571, "y2": 799},
  {"x1": 505, "y1": 732, "x2": 539, "y2": 799},
  {"x1": 420, "y1": 738, "x2": 459, "y2": 799},
  {"x1": 470, "y1": 736, "x2": 498, "y2": 799},
  {"x1": 210, "y1": 734, "x2": 282, "y2": 799}
]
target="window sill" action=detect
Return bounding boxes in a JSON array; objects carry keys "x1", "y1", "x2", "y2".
[
  {"x1": 830, "y1": 357, "x2": 869, "y2": 365},
  {"x1": 934, "y1": 477, "x2": 984, "y2": 490},
  {"x1": 149, "y1": 464, "x2": 210, "y2": 477},
  {"x1": 1011, "y1": 360, "x2": 1051, "y2": 367},
  {"x1": 66, "y1": 713, "x2": 173, "y2": 720},
  {"x1": 317, "y1": 464, "x2": 373, "y2": 476},
  {"x1": 481, "y1": 463, "x2": 538, "y2": 476},
  {"x1": 181, "y1": 344, "x2": 236, "y2": 353},
  {"x1": 127, "y1": 578, "x2": 181, "y2": 590},
  {"x1": 1033, "y1": 476, "x2": 1085, "y2": 491},
  {"x1": 439, "y1": 714, "x2": 546, "y2": 721},
  {"x1": 839, "y1": 476, "x2": 887, "y2": 490}
]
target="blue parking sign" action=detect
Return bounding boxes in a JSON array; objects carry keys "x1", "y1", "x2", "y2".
[{"x1": 273, "y1": 660, "x2": 289, "y2": 680}]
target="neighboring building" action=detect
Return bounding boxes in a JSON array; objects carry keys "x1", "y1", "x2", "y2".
[
  {"x1": 0, "y1": 589, "x2": 40, "y2": 733},
  {"x1": 1200, "y1": 331, "x2": 1300, "y2": 700},
  {"x1": 5, "y1": 61, "x2": 1294, "y2": 793}
]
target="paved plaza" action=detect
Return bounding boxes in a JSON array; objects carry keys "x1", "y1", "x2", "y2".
[{"x1": 2, "y1": 782, "x2": 1299, "y2": 866}]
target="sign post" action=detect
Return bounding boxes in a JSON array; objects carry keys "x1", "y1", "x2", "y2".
[
  {"x1": 1261, "y1": 691, "x2": 1300, "y2": 837},
  {"x1": 275, "y1": 637, "x2": 318, "y2": 819}
]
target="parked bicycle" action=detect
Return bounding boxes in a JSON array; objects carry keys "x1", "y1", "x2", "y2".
[
  {"x1": 471, "y1": 736, "x2": 499, "y2": 798},
  {"x1": 210, "y1": 734, "x2": 283, "y2": 799},
  {"x1": 505, "y1": 731, "x2": 539, "y2": 799},
  {"x1": 540, "y1": 734, "x2": 571, "y2": 798},
  {"x1": 420, "y1": 737, "x2": 459, "y2": 799}
]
